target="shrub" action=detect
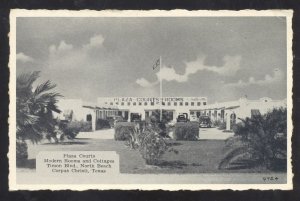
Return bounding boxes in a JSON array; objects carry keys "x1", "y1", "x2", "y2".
[
  {"x1": 219, "y1": 108, "x2": 287, "y2": 171},
  {"x1": 114, "y1": 122, "x2": 135, "y2": 141},
  {"x1": 96, "y1": 119, "x2": 111, "y2": 130},
  {"x1": 149, "y1": 110, "x2": 173, "y2": 137},
  {"x1": 138, "y1": 128, "x2": 168, "y2": 165},
  {"x1": 212, "y1": 119, "x2": 226, "y2": 130},
  {"x1": 137, "y1": 127, "x2": 178, "y2": 165},
  {"x1": 218, "y1": 121, "x2": 226, "y2": 130},
  {"x1": 174, "y1": 122, "x2": 199, "y2": 141},
  {"x1": 61, "y1": 120, "x2": 92, "y2": 139},
  {"x1": 212, "y1": 119, "x2": 222, "y2": 127},
  {"x1": 79, "y1": 121, "x2": 92, "y2": 132},
  {"x1": 16, "y1": 140, "x2": 28, "y2": 166}
]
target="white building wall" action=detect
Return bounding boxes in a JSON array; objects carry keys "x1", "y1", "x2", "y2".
[
  {"x1": 97, "y1": 97, "x2": 208, "y2": 120},
  {"x1": 54, "y1": 99, "x2": 92, "y2": 121}
]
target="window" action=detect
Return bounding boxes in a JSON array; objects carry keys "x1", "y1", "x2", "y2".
[
  {"x1": 168, "y1": 102, "x2": 171, "y2": 106},
  {"x1": 139, "y1": 102, "x2": 142, "y2": 106},
  {"x1": 191, "y1": 102, "x2": 194, "y2": 106},
  {"x1": 144, "y1": 102, "x2": 147, "y2": 106},
  {"x1": 180, "y1": 102, "x2": 183, "y2": 106},
  {"x1": 133, "y1": 102, "x2": 136, "y2": 106},
  {"x1": 121, "y1": 102, "x2": 124, "y2": 106},
  {"x1": 174, "y1": 102, "x2": 177, "y2": 106},
  {"x1": 86, "y1": 114, "x2": 92, "y2": 122},
  {"x1": 185, "y1": 102, "x2": 188, "y2": 106},
  {"x1": 115, "y1": 102, "x2": 119, "y2": 105},
  {"x1": 203, "y1": 102, "x2": 206, "y2": 105},
  {"x1": 110, "y1": 102, "x2": 113, "y2": 105},
  {"x1": 127, "y1": 102, "x2": 131, "y2": 106},
  {"x1": 190, "y1": 111, "x2": 195, "y2": 115},
  {"x1": 197, "y1": 102, "x2": 201, "y2": 106},
  {"x1": 151, "y1": 102, "x2": 154, "y2": 106},
  {"x1": 162, "y1": 102, "x2": 165, "y2": 106}
]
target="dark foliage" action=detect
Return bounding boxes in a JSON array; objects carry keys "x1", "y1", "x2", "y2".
[
  {"x1": 219, "y1": 108, "x2": 287, "y2": 171},
  {"x1": 16, "y1": 140, "x2": 28, "y2": 166},
  {"x1": 16, "y1": 71, "x2": 61, "y2": 160},
  {"x1": 114, "y1": 122, "x2": 136, "y2": 141},
  {"x1": 60, "y1": 120, "x2": 92, "y2": 139},
  {"x1": 96, "y1": 119, "x2": 111, "y2": 130},
  {"x1": 138, "y1": 127, "x2": 177, "y2": 165},
  {"x1": 147, "y1": 110, "x2": 173, "y2": 137},
  {"x1": 174, "y1": 122, "x2": 199, "y2": 141}
]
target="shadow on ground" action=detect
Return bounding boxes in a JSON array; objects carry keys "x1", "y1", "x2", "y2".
[
  {"x1": 166, "y1": 142, "x2": 183, "y2": 146},
  {"x1": 17, "y1": 159, "x2": 36, "y2": 169},
  {"x1": 41, "y1": 141, "x2": 88, "y2": 145},
  {"x1": 156, "y1": 160, "x2": 202, "y2": 169}
]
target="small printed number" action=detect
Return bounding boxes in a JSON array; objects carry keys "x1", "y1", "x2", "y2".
[{"x1": 262, "y1": 176, "x2": 279, "y2": 181}]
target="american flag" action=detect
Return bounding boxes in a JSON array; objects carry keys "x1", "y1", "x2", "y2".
[{"x1": 153, "y1": 58, "x2": 160, "y2": 70}]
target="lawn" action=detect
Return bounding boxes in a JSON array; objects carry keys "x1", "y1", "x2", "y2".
[{"x1": 20, "y1": 137, "x2": 274, "y2": 174}]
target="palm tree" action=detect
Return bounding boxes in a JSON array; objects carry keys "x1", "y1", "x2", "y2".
[
  {"x1": 218, "y1": 108, "x2": 287, "y2": 171},
  {"x1": 16, "y1": 71, "x2": 62, "y2": 163}
]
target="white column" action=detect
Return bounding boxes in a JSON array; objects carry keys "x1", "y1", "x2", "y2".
[
  {"x1": 92, "y1": 110, "x2": 96, "y2": 131},
  {"x1": 226, "y1": 112, "x2": 231, "y2": 131}
]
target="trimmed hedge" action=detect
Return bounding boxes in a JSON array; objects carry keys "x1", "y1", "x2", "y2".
[
  {"x1": 16, "y1": 140, "x2": 28, "y2": 166},
  {"x1": 96, "y1": 119, "x2": 111, "y2": 130},
  {"x1": 114, "y1": 122, "x2": 136, "y2": 141},
  {"x1": 62, "y1": 120, "x2": 92, "y2": 139},
  {"x1": 174, "y1": 122, "x2": 199, "y2": 141}
]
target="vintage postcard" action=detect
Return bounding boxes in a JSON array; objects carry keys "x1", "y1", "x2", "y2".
[{"x1": 9, "y1": 9, "x2": 293, "y2": 190}]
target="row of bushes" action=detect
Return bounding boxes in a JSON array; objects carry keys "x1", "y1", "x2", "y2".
[
  {"x1": 173, "y1": 122, "x2": 199, "y2": 140},
  {"x1": 114, "y1": 122, "x2": 136, "y2": 140},
  {"x1": 114, "y1": 121, "x2": 199, "y2": 141},
  {"x1": 44, "y1": 120, "x2": 93, "y2": 141},
  {"x1": 96, "y1": 119, "x2": 111, "y2": 130}
]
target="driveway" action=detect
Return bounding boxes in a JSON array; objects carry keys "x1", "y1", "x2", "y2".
[
  {"x1": 76, "y1": 128, "x2": 114, "y2": 139},
  {"x1": 76, "y1": 127, "x2": 233, "y2": 140},
  {"x1": 199, "y1": 127, "x2": 234, "y2": 140}
]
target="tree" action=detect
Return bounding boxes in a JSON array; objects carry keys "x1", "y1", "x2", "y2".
[
  {"x1": 16, "y1": 71, "x2": 62, "y2": 163},
  {"x1": 219, "y1": 108, "x2": 287, "y2": 171},
  {"x1": 148, "y1": 110, "x2": 173, "y2": 137}
]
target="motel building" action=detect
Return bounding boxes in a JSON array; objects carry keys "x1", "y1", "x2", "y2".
[{"x1": 54, "y1": 97, "x2": 286, "y2": 131}]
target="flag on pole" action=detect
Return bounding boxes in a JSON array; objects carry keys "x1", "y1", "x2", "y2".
[{"x1": 153, "y1": 58, "x2": 160, "y2": 70}]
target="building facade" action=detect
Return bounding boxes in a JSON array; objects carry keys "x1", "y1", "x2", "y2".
[
  {"x1": 97, "y1": 97, "x2": 207, "y2": 121},
  {"x1": 55, "y1": 96, "x2": 286, "y2": 131}
]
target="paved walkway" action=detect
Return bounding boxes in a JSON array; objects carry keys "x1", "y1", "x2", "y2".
[
  {"x1": 76, "y1": 128, "x2": 115, "y2": 139},
  {"x1": 76, "y1": 127, "x2": 233, "y2": 140},
  {"x1": 199, "y1": 127, "x2": 234, "y2": 140}
]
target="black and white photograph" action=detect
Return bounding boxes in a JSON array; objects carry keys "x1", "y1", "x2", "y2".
[{"x1": 9, "y1": 10, "x2": 293, "y2": 190}]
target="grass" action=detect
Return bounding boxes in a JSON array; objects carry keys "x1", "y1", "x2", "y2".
[{"x1": 20, "y1": 137, "x2": 276, "y2": 174}]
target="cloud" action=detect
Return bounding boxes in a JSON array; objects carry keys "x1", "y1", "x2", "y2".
[
  {"x1": 136, "y1": 78, "x2": 158, "y2": 88},
  {"x1": 16, "y1": 52, "x2": 34, "y2": 63},
  {"x1": 136, "y1": 55, "x2": 241, "y2": 87},
  {"x1": 49, "y1": 40, "x2": 73, "y2": 55},
  {"x1": 83, "y1": 34, "x2": 104, "y2": 49},
  {"x1": 225, "y1": 68, "x2": 284, "y2": 88},
  {"x1": 47, "y1": 34, "x2": 105, "y2": 70}
]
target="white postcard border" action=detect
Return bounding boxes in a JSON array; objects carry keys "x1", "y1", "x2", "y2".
[{"x1": 8, "y1": 9, "x2": 294, "y2": 191}]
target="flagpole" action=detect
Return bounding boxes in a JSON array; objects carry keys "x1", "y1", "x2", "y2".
[{"x1": 160, "y1": 56, "x2": 162, "y2": 122}]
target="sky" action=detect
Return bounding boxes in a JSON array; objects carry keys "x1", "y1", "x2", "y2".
[{"x1": 16, "y1": 17, "x2": 287, "y2": 103}]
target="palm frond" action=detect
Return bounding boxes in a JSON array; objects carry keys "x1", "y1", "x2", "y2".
[
  {"x1": 33, "y1": 80, "x2": 57, "y2": 97},
  {"x1": 218, "y1": 146, "x2": 251, "y2": 169},
  {"x1": 17, "y1": 71, "x2": 40, "y2": 89}
]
